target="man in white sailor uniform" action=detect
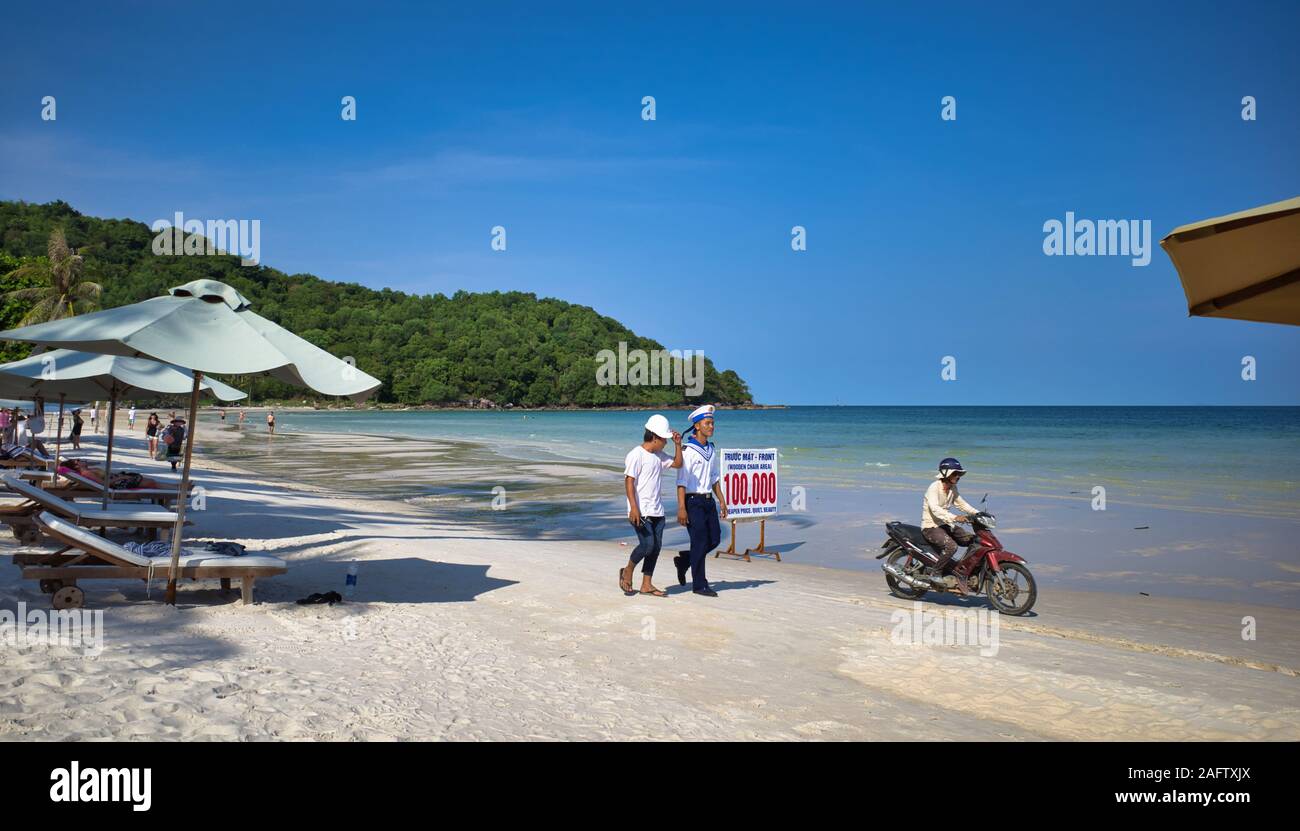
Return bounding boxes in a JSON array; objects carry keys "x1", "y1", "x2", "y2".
[{"x1": 673, "y1": 404, "x2": 728, "y2": 596}]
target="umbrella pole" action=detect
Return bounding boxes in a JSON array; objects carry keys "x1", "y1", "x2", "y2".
[
  {"x1": 165, "y1": 372, "x2": 202, "y2": 606},
  {"x1": 52, "y1": 395, "x2": 65, "y2": 487},
  {"x1": 101, "y1": 386, "x2": 118, "y2": 509}
]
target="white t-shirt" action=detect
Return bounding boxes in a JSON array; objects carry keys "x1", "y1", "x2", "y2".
[{"x1": 623, "y1": 446, "x2": 674, "y2": 517}]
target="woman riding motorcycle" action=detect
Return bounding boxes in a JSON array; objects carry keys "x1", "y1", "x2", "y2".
[{"x1": 921, "y1": 457, "x2": 979, "y2": 594}]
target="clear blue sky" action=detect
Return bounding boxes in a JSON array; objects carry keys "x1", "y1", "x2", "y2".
[{"x1": 2, "y1": 1, "x2": 1297, "y2": 404}]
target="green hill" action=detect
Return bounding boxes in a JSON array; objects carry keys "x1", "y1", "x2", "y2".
[{"x1": 0, "y1": 201, "x2": 753, "y2": 407}]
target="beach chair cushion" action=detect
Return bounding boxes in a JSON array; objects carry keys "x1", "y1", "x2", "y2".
[{"x1": 35, "y1": 512, "x2": 285, "y2": 570}]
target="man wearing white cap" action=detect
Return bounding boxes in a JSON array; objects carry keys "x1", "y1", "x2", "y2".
[
  {"x1": 619, "y1": 414, "x2": 684, "y2": 597},
  {"x1": 674, "y1": 404, "x2": 727, "y2": 596}
]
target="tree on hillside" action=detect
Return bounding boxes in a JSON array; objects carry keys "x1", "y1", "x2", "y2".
[
  {"x1": 0, "y1": 228, "x2": 102, "y2": 325},
  {"x1": 0, "y1": 202, "x2": 757, "y2": 405}
]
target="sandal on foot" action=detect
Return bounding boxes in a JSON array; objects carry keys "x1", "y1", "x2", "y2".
[
  {"x1": 639, "y1": 587, "x2": 668, "y2": 597},
  {"x1": 618, "y1": 567, "x2": 633, "y2": 594}
]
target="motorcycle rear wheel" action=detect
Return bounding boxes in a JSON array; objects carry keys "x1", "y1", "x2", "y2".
[
  {"x1": 885, "y1": 549, "x2": 928, "y2": 600},
  {"x1": 985, "y1": 562, "x2": 1036, "y2": 615}
]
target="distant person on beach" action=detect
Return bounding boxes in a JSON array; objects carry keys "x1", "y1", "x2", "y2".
[
  {"x1": 128, "y1": 405, "x2": 136, "y2": 430},
  {"x1": 145, "y1": 413, "x2": 160, "y2": 456},
  {"x1": 267, "y1": 411, "x2": 276, "y2": 434},
  {"x1": 163, "y1": 418, "x2": 186, "y2": 471},
  {"x1": 89, "y1": 407, "x2": 98, "y2": 434},
  {"x1": 220, "y1": 409, "x2": 227, "y2": 422},
  {"x1": 674, "y1": 404, "x2": 727, "y2": 597},
  {"x1": 70, "y1": 409, "x2": 84, "y2": 450},
  {"x1": 238, "y1": 409, "x2": 246, "y2": 428},
  {"x1": 619, "y1": 414, "x2": 683, "y2": 598},
  {"x1": 921, "y1": 457, "x2": 979, "y2": 595}
]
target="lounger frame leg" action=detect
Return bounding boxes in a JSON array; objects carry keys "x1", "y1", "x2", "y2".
[{"x1": 241, "y1": 576, "x2": 254, "y2": 605}]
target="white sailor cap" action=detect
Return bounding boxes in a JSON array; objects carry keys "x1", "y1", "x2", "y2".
[{"x1": 687, "y1": 404, "x2": 716, "y2": 425}]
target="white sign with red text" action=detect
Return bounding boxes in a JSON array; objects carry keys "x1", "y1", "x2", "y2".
[{"x1": 721, "y1": 448, "x2": 779, "y2": 520}]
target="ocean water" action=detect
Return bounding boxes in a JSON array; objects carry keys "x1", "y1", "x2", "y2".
[{"x1": 269, "y1": 406, "x2": 1300, "y2": 519}]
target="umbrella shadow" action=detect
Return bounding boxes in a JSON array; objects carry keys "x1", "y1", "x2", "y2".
[{"x1": 257, "y1": 556, "x2": 518, "y2": 605}]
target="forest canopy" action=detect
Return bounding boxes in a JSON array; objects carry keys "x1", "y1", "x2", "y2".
[{"x1": 0, "y1": 201, "x2": 753, "y2": 407}]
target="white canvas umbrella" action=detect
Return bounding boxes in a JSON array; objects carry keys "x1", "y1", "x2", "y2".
[
  {"x1": 0, "y1": 279, "x2": 381, "y2": 603},
  {"x1": 0, "y1": 349, "x2": 245, "y2": 498}
]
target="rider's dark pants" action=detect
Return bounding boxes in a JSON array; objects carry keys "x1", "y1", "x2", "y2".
[{"x1": 923, "y1": 524, "x2": 976, "y2": 573}]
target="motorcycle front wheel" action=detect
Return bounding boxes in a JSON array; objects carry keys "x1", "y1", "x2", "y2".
[
  {"x1": 985, "y1": 562, "x2": 1036, "y2": 615},
  {"x1": 885, "y1": 549, "x2": 928, "y2": 600}
]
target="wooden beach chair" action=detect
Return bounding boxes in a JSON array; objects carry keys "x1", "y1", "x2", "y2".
[
  {"x1": 1, "y1": 473, "x2": 182, "y2": 539},
  {"x1": 16, "y1": 511, "x2": 286, "y2": 608},
  {"x1": 50, "y1": 469, "x2": 187, "y2": 507}
]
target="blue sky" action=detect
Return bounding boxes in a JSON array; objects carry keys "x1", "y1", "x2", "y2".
[{"x1": 1, "y1": 1, "x2": 1297, "y2": 405}]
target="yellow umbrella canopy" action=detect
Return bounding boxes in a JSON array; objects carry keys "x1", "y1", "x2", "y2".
[{"x1": 1160, "y1": 196, "x2": 1300, "y2": 326}]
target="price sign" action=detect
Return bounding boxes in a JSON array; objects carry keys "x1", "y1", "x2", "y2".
[{"x1": 720, "y1": 448, "x2": 779, "y2": 520}]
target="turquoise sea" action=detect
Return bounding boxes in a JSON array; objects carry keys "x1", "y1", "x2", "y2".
[{"x1": 269, "y1": 406, "x2": 1300, "y2": 519}]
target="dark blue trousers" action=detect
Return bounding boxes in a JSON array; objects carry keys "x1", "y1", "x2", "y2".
[
  {"x1": 684, "y1": 494, "x2": 721, "y2": 591},
  {"x1": 629, "y1": 515, "x2": 665, "y2": 575}
]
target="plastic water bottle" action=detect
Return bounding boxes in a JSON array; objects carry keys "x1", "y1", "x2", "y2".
[{"x1": 344, "y1": 560, "x2": 358, "y2": 599}]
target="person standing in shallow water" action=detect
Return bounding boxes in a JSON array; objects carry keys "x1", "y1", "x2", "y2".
[
  {"x1": 619, "y1": 414, "x2": 683, "y2": 598},
  {"x1": 266, "y1": 411, "x2": 276, "y2": 435}
]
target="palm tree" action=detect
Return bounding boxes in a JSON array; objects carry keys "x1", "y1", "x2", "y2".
[{"x1": 1, "y1": 228, "x2": 102, "y2": 324}]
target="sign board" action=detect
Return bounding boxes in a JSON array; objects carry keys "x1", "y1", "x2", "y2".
[{"x1": 720, "y1": 447, "x2": 779, "y2": 520}]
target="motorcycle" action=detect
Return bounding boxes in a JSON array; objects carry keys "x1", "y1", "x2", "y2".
[{"x1": 875, "y1": 511, "x2": 1037, "y2": 615}]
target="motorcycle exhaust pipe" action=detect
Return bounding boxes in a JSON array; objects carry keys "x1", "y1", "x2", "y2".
[{"x1": 882, "y1": 562, "x2": 934, "y2": 590}]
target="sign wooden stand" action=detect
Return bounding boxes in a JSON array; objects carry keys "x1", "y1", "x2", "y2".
[{"x1": 716, "y1": 518, "x2": 780, "y2": 562}]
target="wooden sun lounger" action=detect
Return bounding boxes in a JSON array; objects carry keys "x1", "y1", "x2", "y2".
[
  {"x1": 1, "y1": 473, "x2": 183, "y2": 539},
  {"x1": 0, "y1": 494, "x2": 42, "y2": 544},
  {"x1": 50, "y1": 470, "x2": 188, "y2": 506},
  {"x1": 19, "y1": 511, "x2": 287, "y2": 607}
]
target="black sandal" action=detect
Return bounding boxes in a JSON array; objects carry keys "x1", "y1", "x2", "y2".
[
  {"x1": 618, "y1": 567, "x2": 633, "y2": 594},
  {"x1": 639, "y1": 587, "x2": 668, "y2": 598}
]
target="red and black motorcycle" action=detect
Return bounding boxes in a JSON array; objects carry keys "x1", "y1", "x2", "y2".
[{"x1": 875, "y1": 511, "x2": 1037, "y2": 615}]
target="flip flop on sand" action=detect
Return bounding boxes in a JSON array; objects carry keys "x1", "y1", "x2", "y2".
[
  {"x1": 618, "y1": 567, "x2": 633, "y2": 594},
  {"x1": 639, "y1": 587, "x2": 668, "y2": 598}
]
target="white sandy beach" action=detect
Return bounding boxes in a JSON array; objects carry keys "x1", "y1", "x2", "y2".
[{"x1": 2, "y1": 419, "x2": 1298, "y2": 741}]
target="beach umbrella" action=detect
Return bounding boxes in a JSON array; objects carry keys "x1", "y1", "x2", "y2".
[
  {"x1": 0, "y1": 349, "x2": 245, "y2": 497},
  {"x1": 0, "y1": 279, "x2": 381, "y2": 603},
  {"x1": 1160, "y1": 196, "x2": 1300, "y2": 326}
]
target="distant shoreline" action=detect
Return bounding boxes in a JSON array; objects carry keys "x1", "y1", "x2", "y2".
[{"x1": 203, "y1": 403, "x2": 788, "y2": 413}]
